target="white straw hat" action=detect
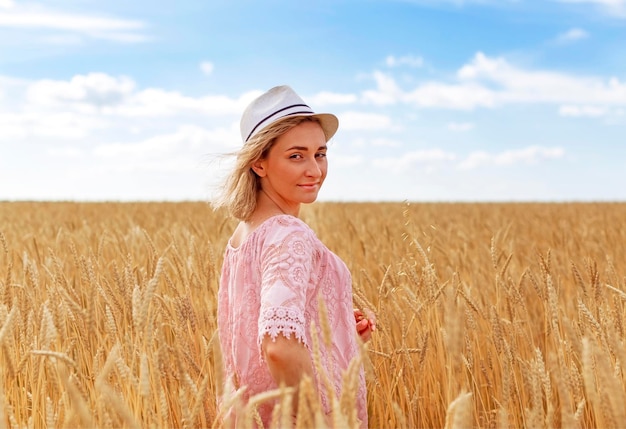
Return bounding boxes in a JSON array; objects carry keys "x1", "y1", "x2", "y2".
[{"x1": 240, "y1": 85, "x2": 339, "y2": 143}]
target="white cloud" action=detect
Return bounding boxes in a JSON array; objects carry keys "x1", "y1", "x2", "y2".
[
  {"x1": 112, "y1": 89, "x2": 255, "y2": 117},
  {"x1": 0, "y1": 10, "x2": 143, "y2": 32},
  {"x1": 447, "y1": 122, "x2": 475, "y2": 131},
  {"x1": 20, "y1": 72, "x2": 258, "y2": 118},
  {"x1": 39, "y1": 34, "x2": 84, "y2": 45},
  {"x1": 365, "y1": 52, "x2": 626, "y2": 112},
  {"x1": 0, "y1": 74, "x2": 28, "y2": 88},
  {"x1": 405, "y1": 81, "x2": 497, "y2": 109},
  {"x1": 94, "y1": 32, "x2": 149, "y2": 43},
  {"x1": 338, "y1": 111, "x2": 392, "y2": 130},
  {"x1": 386, "y1": 54, "x2": 424, "y2": 68},
  {"x1": 0, "y1": 111, "x2": 105, "y2": 139},
  {"x1": 558, "y1": 105, "x2": 609, "y2": 117},
  {"x1": 373, "y1": 149, "x2": 457, "y2": 172},
  {"x1": 561, "y1": 0, "x2": 626, "y2": 4},
  {"x1": 94, "y1": 124, "x2": 239, "y2": 159},
  {"x1": 47, "y1": 146, "x2": 85, "y2": 158},
  {"x1": 362, "y1": 71, "x2": 404, "y2": 105},
  {"x1": 0, "y1": 4, "x2": 149, "y2": 43},
  {"x1": 558, "y1": 0, "x2": 626, "y2": 17},
  {"x1": 0, "y1": 0, "x2": 14, "y2": 9},
  {"x1": 27, "y1": 73, "x2": 135, "y2": 110},
  {"x1": 346, "y1": 137, "x2": 401, "y2": 147},
  {"x1": 458, "y1": 146, "x2": 565, "y2": 170},
  {"x1": 200, "y1": 61, "x2": 214, "y2": 76},
  {"x1": 555, "y1": 28, "x2": 589, "y2": 43},
  {"x1": 328, "y1": 153, "x2": 364, "y2": 167},
  {"x1": 309, "y1": 91, "x2": 357, "y2": 106},
  {"x1": 390, "y1": 0, "x2": 518, "y2": 6},
  {"x1": 458, "y1": 52, "x2": 626, "y2": 105},
  {"x1": 371, "y1": 137, "x2": 402, "y2": 147},
  {"x1": 0, "y1": 72, "x2": 257, "y2": 158},
  {"x1": 95, "y1": 133, "x2": 179, "y2": 158},
  {"x1": 364, "y1": 68, "x2": 498, "y2": 110}
]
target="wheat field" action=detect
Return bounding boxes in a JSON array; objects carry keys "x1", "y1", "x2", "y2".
[{"x1": 1, "y1": 201, "x2": 625, "y2": 428}]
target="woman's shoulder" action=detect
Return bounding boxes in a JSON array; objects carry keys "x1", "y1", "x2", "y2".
[
  {"x1": 262, "y1": 214, "x2": 315, "y2": 239},
  {"x1": 228, "y1": 214, "x2": 313, "y2": 250},
  {"x1": 260, "y1": 215, "x2": 322, "y2": 257}
]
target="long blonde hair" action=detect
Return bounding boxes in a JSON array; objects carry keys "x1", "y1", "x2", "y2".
[{"x1": 212, "y1": 116, "x2": 320, "y2": 221}]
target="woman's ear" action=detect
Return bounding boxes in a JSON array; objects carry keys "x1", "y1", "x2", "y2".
[{"x1": 251, "y1": 159, "x2": 267, "y2": 177}]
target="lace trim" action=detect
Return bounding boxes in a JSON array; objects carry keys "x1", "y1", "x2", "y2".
[{"x1": 258, "y1": 306, "x2": 307, "y2": 346}]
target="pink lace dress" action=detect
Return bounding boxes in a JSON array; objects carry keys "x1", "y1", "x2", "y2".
[{"x1": 217, "y1": 215, "x2": 367, "y2": 428}]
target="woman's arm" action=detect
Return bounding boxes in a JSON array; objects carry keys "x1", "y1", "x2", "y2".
[
  {"x1": 261, "y1": 333, "x2": 314, "y2": 415},
  {"x1": 262, "y1": 333, "x2": 313, "y2": 384}
]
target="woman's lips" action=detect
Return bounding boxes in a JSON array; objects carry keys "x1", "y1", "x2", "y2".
[{"x1": 298, "y1": 183, "x2": 320, "y2": 190}]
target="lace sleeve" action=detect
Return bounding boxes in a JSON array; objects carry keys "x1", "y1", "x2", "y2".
[
  {"x1": 258, "y1": 222, "x2": 314, "y2": 348},
  {"x1": 259, "y1": 306, "x2": 307, "y2": 344}
]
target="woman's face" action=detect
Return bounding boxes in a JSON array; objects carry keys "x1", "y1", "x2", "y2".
[{"x1": 254, "y1": 120, "x2": 328, "y2": 211}]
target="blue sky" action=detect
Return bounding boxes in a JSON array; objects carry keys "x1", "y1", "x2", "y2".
[{"x1": 1, "y1": 0, "x2": 625, "y2": 202}]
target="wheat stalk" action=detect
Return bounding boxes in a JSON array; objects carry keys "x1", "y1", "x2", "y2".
[{"x1": 444, "y1": 391, "x2": 473, "y2": 429}]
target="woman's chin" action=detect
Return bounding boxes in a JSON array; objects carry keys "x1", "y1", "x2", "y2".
[{"x1": 300, "y1": 194, "x2": 319, "y2": 204}]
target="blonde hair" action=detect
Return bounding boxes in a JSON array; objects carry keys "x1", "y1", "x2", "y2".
[{"x1": 212, "y1": 116, "x2": 320, "y2": 221}]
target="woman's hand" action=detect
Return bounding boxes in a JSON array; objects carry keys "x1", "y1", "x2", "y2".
[{"x1": 354, "y1": 308, "x2": 376, "y2": 342}]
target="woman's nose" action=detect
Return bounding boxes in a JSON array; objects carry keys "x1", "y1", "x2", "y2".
[{"x1": 305, "y1": 158, "x2": 322, "y2": 178}]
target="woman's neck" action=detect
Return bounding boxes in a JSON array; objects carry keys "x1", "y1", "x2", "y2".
[{"x1": 257, "y1": 188, "x2": 299, "y2": 218}]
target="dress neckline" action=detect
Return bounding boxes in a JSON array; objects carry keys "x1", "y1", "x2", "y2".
[{"x1": 226, "y1": 214, "x2": 297, "y2": 251}]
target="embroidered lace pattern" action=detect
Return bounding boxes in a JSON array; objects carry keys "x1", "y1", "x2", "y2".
[
  {"x1": 259, "y1": 306, "x2": 307, "y2": 345},
  {"x1": 217, "y1": 215, "x2": 367, "y2": 428}
]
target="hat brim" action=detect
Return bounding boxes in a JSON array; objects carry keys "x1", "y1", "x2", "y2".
[
  {"x1": 265, "y1": 112, "x2": 339, "y2": 143},
  {"x1": 312, "y1": 113, "x2": 339, "y2": 142}
]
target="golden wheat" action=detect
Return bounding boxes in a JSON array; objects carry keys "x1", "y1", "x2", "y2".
[{"x1": 1, "y1": 201, "x2": 625, "y2": 428}]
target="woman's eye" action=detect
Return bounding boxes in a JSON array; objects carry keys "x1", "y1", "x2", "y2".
[
  {"x1": 316, "y1": 152, "x2": 327, "y2": 158},
  {"x1": 289, "y1": 153, "x2": 302, "y2": 159}
]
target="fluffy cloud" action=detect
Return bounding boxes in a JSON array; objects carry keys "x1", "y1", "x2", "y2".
[
  {"x1": 109, "y1": 89, "x2": 255, "y2": 117},
  {"x1": 370, "y1": 146, "x2": 565, "y2": 173},
  {"x1": 404, "y1": 0, "x2": 626, "y2": 16},
  {"x1": 558, "y1": 0, "x2": 626, "y2": 17},
  {"x1": 386, "y1": 55, "x2": 424, "y2": 68},
  {"x1": 27, "y1": 73, "x2": 135, "y2": 109},
  {"x1": 555, "y1": 28, "x2": 589, "y2": 43},
  {"x1": 328, "y1": 153, "x2": 364, "y2": 167},
  {"x1": 447, "y1": 122, "x2": 475, "y2": 132},
  {"x1": 0, "y1": 58, "x2": 606, "y2": 202},
  {"x1": 363, "y1": 52, "x2": 626, "y2": 112},
  {"x1": 405, "y1": 81, "x2": 496, "y2": 109},
  {"x1": 559, "y1": 105, "x2": 609, "y2": 117},
  {"x1": 47, "y1": 146, "x2": 84, "y2": 158},
  {"x1": 200, "y1": 61, "x2": 214, "y2": 76},
  {"x1": 338, "y1": 111, "x2": 393, "y2": 130},
  {"x1": 389, "y1": 0, "x2": 519, "y2": 6},
  {"x1": 458, "y1": 146, "x2": 565, "y2": 170},
  {"x1": 455, "y1": 52, "x2": 626, "y2": 105},
  {"x1": 371, "y1": 137, "x2": 402, "y2": 147},
  {"x1": 19, "y1": 72, "x2": 260, "y2": 118},
  {"x1": 362, "y1": 72, "x2": 404, "y2": 106},
  {"x1": 309, "y1": 91, "x2": 357, "y2": 106},
  {"x1": 0, "y1": 111, "x2": 105, "y2": 139},
  {"x1": 93, "y1": 124, "x2": 238, "y2": 159},
  {"x1": 0, "y1": 3, "x2": 149, "y2": 42},
  {"x1": 373, "y1": 149, "x2": 457, "y2": 172}
]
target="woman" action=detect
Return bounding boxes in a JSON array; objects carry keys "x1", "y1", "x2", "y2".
[{"x1": 213, "y1": 85, "x2": 375, "y2": 428}]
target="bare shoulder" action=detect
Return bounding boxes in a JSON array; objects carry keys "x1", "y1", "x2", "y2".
[
  {"x1": 228, "y1": 222, "x2": 252, "y2": 249},
  {"x1": 229, "y1": 215, "x2": 315, "y2": 249}
]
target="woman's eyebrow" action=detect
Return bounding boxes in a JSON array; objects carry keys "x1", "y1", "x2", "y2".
[{"x1": 285, "y1": 145, "x2": 327, "y2": 152}]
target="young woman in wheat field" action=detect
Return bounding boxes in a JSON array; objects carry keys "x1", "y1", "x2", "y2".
[{"x1": 212, "y1": 85, "x2": 376, "y2": 428}]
